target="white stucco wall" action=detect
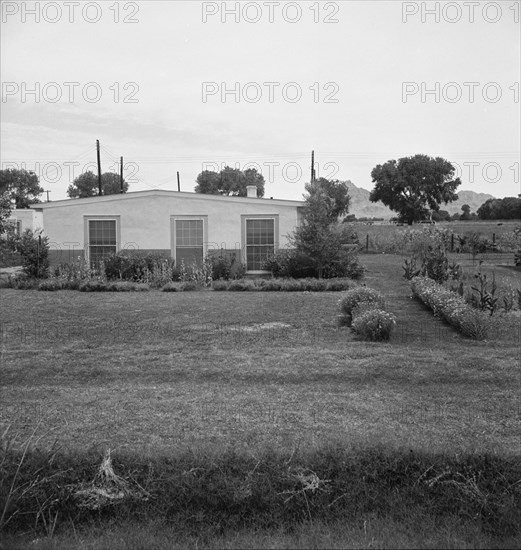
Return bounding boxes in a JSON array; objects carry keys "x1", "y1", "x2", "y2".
[
  {"x1": 7, "y1": 209, "x2": 43, "y2": 233},
  {"x1": 34, "y1": 191, "x2": 303, "y2": 264}
]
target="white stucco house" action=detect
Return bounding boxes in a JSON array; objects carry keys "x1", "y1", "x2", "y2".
[{"x1": 8, "y1": 186, "x2": 304, "y2": 274}]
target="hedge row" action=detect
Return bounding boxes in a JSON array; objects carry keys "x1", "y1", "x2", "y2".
[
  {"x1": 211, "y1": 278, "x2": 356, "y2": 292},
  {"x1": 410, "y1": 276, "x2": 491, "y2": 340}
]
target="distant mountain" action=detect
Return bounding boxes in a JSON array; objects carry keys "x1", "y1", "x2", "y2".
[
  {"x1": 344, "y1": 181, "x2": 495, "y2": 219},
  {"x1": 443, "y1": 190, "x2": 495, "y2": 215}
]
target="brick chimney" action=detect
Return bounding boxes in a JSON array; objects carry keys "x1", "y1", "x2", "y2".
[{"x1": 246, "y1": 185, "x2": 257, "y2": 198}]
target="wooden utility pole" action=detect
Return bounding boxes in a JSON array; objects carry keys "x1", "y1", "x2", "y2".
[
  {"x1": 120, "y1": 156, "x2": 124, "y2": 193},
  {"x1": 96, "y1": 139, "x2": 102, "y2": 195},
  {"x1": 45, "y1": 190, "x2": 51, "y2": 202},
  {"x1": 177, "y1": 171, "x2": 181, "y2": 192},
  {"x1": 311, "y1": 150, "x2": 316, "y2": 182}
]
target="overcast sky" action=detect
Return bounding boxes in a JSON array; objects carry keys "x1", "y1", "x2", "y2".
[{"x1": 1, "y1": 0, "x2": 519, "y2": 201}]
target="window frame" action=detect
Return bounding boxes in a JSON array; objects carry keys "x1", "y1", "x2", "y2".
[
  {"x1": 241, "y1": 214, "x2": 279, "y2": 273},
  {"x1": 84, "y1": 216, "x2": 120, "y2": 265},
  {"x1": 170, "y1": 215, "x2": 208, "y2": 266}
]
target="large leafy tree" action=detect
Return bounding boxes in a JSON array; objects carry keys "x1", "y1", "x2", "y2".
[
  {"x1": 0, "y1": 168, "x2": 44, "y2": 209},
  {"x1": 369, "y1": 154, "x2": 460, "y2": 225},
  {"x1": 290, "y1": 178, "x2": 351, "y2": 278},
  {"x1": 477, "y1": 197, "x2": 521, "y2": 220},
  {"x1": 195, "y1": 166, "x2": 265, "y2": 197},
  {"x1": 67, "y1": 171, "x2": 129, "y2": 198}
]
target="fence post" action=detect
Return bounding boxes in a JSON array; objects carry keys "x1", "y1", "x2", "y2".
[{"x1": 366, "y1": 234, "x2": 369, "y2": 252}]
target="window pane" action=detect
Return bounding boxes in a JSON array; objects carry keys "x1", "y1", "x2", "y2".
[
  {"x1": 176, "y1": 220, "x2": 203, "y2": 247},
  {"x1": 89, "y1": 220, "x2": 116, "y2": 245},
  {"x1": 246, "y1": 219, "x2": 274, "y2": 246}
]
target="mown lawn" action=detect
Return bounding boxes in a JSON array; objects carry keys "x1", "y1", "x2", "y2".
[
  {"x1": 1, "y1": 253, "x2": 520, "y2": 549},
  {"x1": 1, "y1": 254, "x2": 519, "y2": 456}
]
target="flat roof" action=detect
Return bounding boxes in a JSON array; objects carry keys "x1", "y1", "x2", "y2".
[{"x1": 30, "y1": 189, "x2": 304, "y2": 209}]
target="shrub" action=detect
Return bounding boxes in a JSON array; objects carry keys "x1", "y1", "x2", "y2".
[
  {"x1": 264, "y1": 248, "x2": 365, "y2": 280},
  {"x1": 324, "y1": 250, "x2": 365, "y2": 280},
  {"x1": 338, "y1": 287, "x2": 385, "y2": 319},
  {"x1": 38, "y1": 279, "x2": 64, "y2": 291},
  {"x1": 211, "y1": 280, "x2": 229, "y2": 291},
  {"x1": 352, "y1": 308, "x2": 396, "y2": 341},
  {"x1": 104, "y1": 281, "x2": 149, "y2": 292},
  {"x1": 179, "y1": 281, "x2": 198, "y2": 291},
  {"x1": 325, "y1": 278, "x2": 354, "y2": 291},
  {"x1": 162, "y1": 282, "x2": 179, "y2": 292},
  {"x1": 411, "y1": 276, "x2": 491, "y2": 340},
  {"x1": 209, "y1": 254, "x2": 232, "y2": 280},
  {"x1": 227, "y1": 279, "x2": 254, "y2": 291},
  {"x1": 10, "y1": 229, "x2": 50, "y2": 279},
  {"x1": 264, "y1": 249, "x2": 316, "y2": 278},
  {"x1": 261, "y1": 279, "x2": 283, "y2": 291},
  {"x1": 6, "y1": 274, "x2": 39, "y2": 290},
  {"x1": 279, "y1": 279, "x2": 304, "y2": 292},
  {"x1": 79, "y1": 280, "x2": 107, "y2": 292},
  {"x1": 102, "y1": 252, "x2": 178, "y2": 286},
  {"x1": 209, "y1": 277, "x2": 358, "y2": 292},
  {"x1": 351, "y1": 300, "x2": 382, "y2": 319},
  {"x1": 299, "y1": 278, "x2": 328, "y2": 291}
]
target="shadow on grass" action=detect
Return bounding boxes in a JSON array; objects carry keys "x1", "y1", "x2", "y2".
[{"x1": 1, "y1": 443, "x2": 520, "y2": 546}]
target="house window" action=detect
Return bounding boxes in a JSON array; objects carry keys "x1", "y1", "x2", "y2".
[
  {"x1": 245, "y1": 218, "x2": 275, "y2": 271},
  {"x1": 175, "y1": 219, "x2": 204, "y2": 266},
  {"x1": 88, "y1": 219, "x2": 117, "y2": 265},
  {"x1": 4, "y1": 219, "x2": 21, "y2": 236}
]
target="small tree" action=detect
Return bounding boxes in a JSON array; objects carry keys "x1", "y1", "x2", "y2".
[
  {"x1": 13, "y1": 229, "x2": 50, "y2": 278},
  {"x1": 290, "y1": 179, "x2": 351, "y2": 278},
  {"x1": 460, "y1": 204, "x2": 471, "y2": 221}
]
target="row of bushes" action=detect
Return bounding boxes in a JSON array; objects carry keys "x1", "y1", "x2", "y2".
[
  {"x1": 338, "y1": 287, "x2": 396, "y2": 341},
  {"x1": 39, "y1": 279, "x2": 151, "y2": 292},
  {"x1": 31, "y1": 277, "x2": 359, "y2": 293},
  {"x1": 211, "y1": 277, "x2": 355, "y2": 292},
  {"x1": 411, "y1": 276, "x2": 492, "y2": 340}
]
